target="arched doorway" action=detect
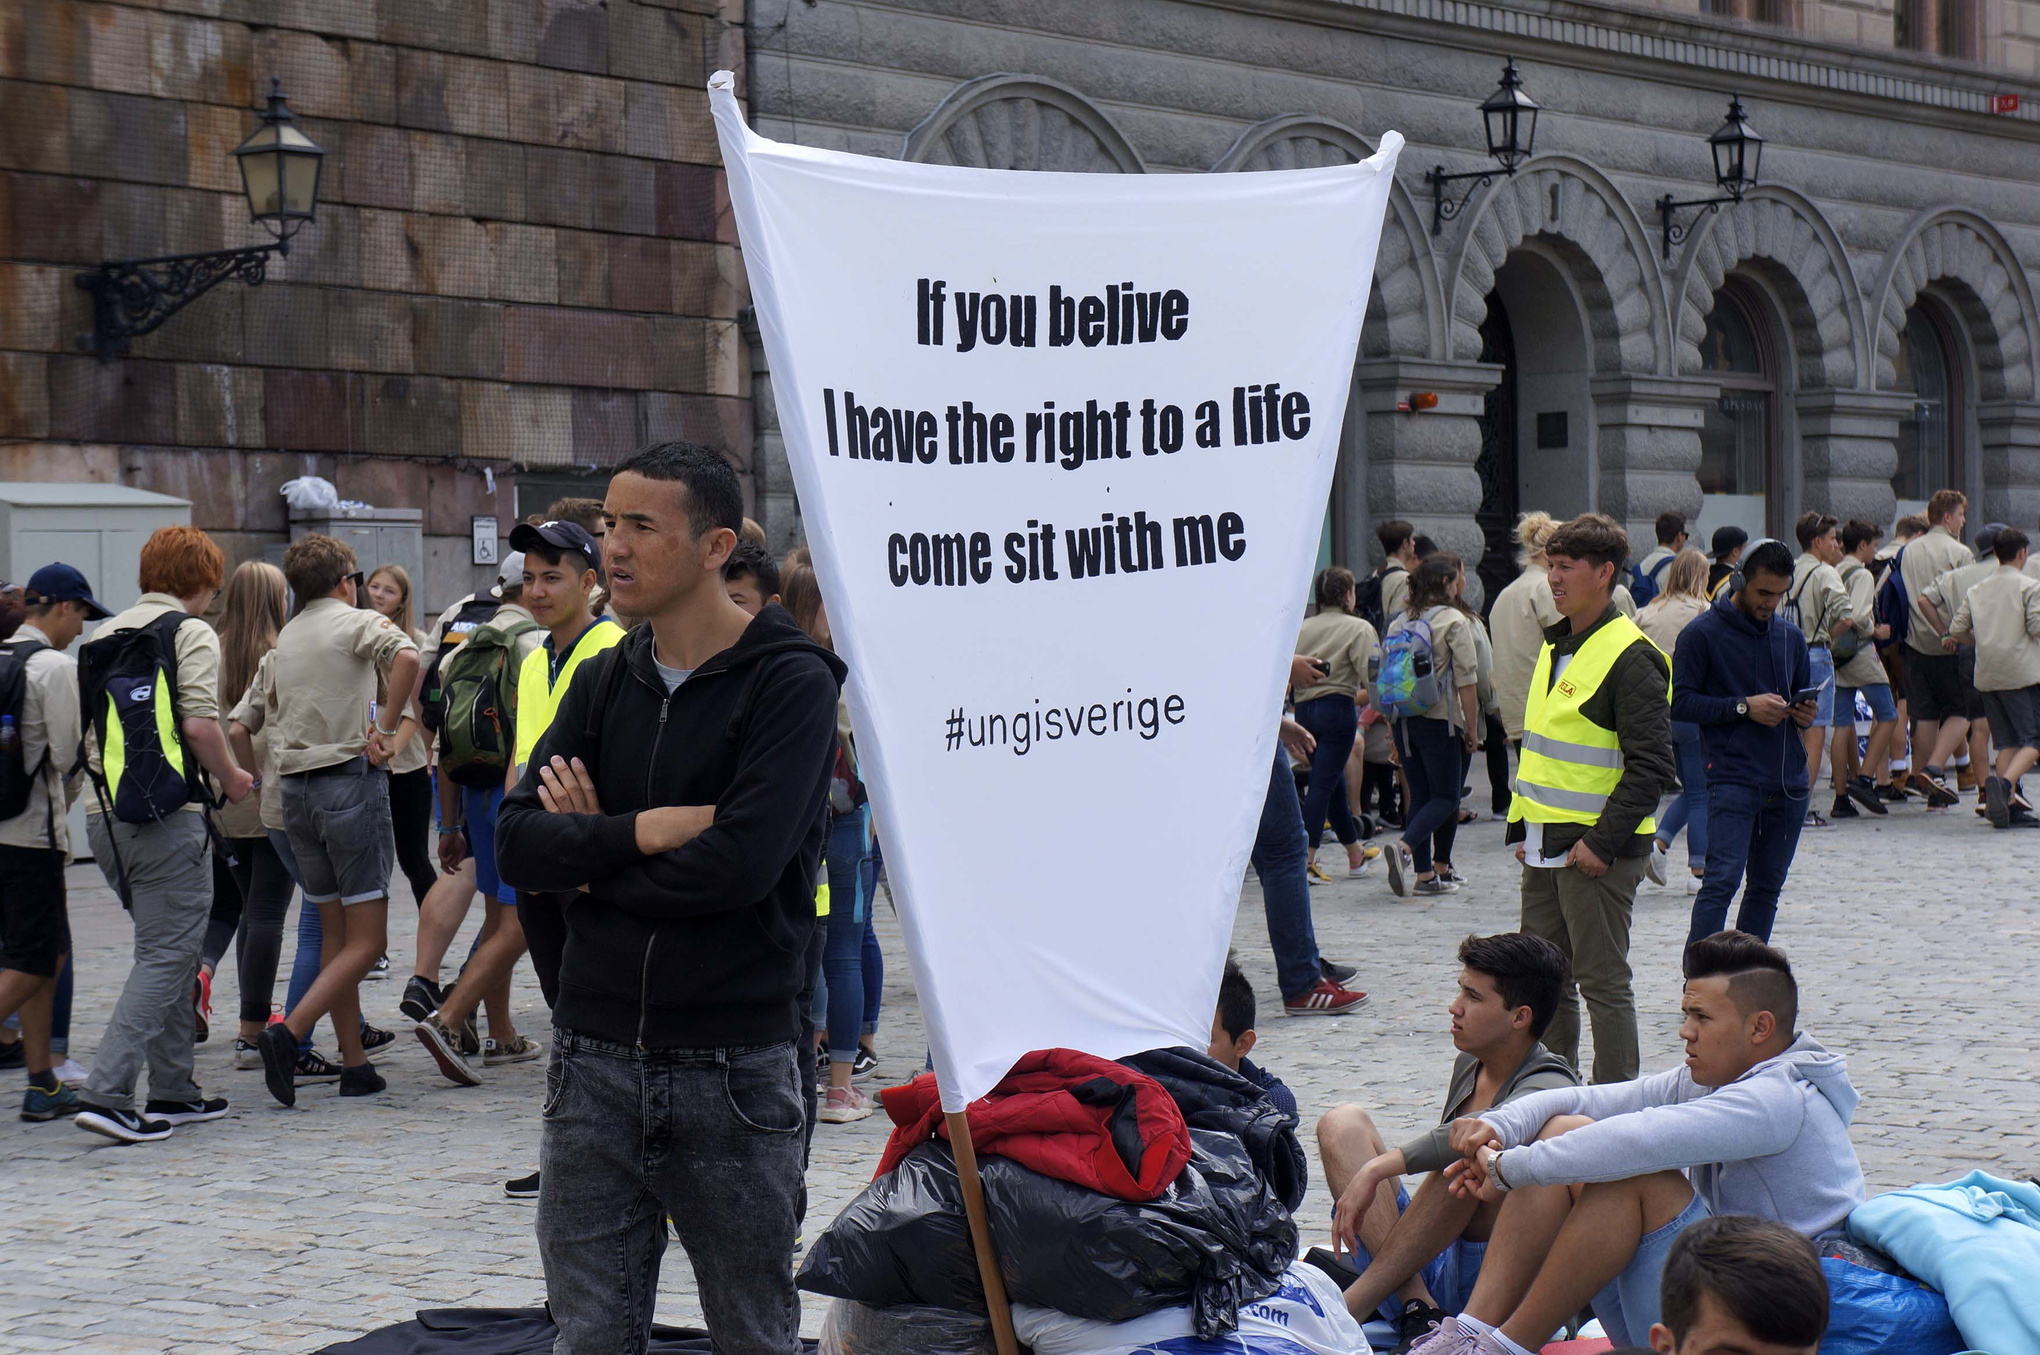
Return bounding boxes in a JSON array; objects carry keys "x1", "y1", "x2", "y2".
[
  {"x1": 1892, "y1": 301, "x2": 1963, "y2": 524},
  {"x1": 1694, "y1": 280, "x2": 1784, "y2": 544},
  {"x1": 1473, "y1": 300, "x2": 1517, "y2": 607}
]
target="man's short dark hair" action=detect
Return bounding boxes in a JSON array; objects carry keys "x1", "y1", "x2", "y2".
[
  {"x1": 1894, "y1": 513, "x2": 1928, "y2": 538},
  {"x1": 613, "y1": 441, "x2": 744, "y2": 539},
  {"x1": 1377, "y1": 519, "x2": 1415, "y2": 558},
  {"x1": 1995, "y1": 527, "x2": 2030, "y2": 564},
  {"x1": 1710, "y1": 525, "x2": 1749, "y2": 560},
  {"x1": 1793, "y1": 512, "x2": 1839, "y2": 552},
  {"x1": 724, "y1": 540, "x2": 781, "y2": 598},
  {"x1": 1413, "y1": 533, "x2": 1439, "y2": 559},
  {"x1": 1544, "y1": 513, "x2": 1629, "y2": 571},
  {"x1": 1216, "y1": 954, "x2": 1255, "y2": 1041},
  {"x1": 1927, "y1": 488, "x2": 1966, "y2": 524},
  {"x1": 1457, "y1": 932, "x2": 1570, "y2": 1039},
  {"x1": 282, "y1": 534, "x2": 355, "y2": 603},
  {"x1": 1741, "y1": 540, "x2": 1795, "y2": 584},
  {"x1": 1662, "y1": 1216, "x2": 1828, "y2": 1348},
  {"x1": 1684, "y1": 931, "x2": 1798, "y2": 1037},
  {"x1": 1656, "y1": 512, "x2": 1687, "y2": 546},
  {"x1": 1840, "y1": 519, "x2": 1881, "y2": 555}
]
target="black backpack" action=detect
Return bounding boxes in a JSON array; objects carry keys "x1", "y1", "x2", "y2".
[
  {"x1": 77, "y1": 612, "x2": 206, "y2": 825},
  {"x1": 0, "y1": 635, "x2": 50, "y2": 823},
  {"x1": 421, "y1": 595, "x2": 506, "y2": 733},
  {"x1": 1352, "y1": 569, "x2": 1390, "y2": 636}
]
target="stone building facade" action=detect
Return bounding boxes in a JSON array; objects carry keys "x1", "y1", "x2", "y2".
[
  {"x1": 741, "y1": 0, "x2": 2040, "y2": 594},
  {"x1": 0, "y1": 0, "x2": 745, "y2": 613}
]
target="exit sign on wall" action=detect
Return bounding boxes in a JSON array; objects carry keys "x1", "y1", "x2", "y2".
[{"x1": 1993, "y1": 94, "x2": 2022, "y2": 114}]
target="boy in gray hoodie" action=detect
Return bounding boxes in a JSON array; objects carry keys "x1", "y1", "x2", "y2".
[
  {"x1": 1409, "y1": 931, "x2": 1865, "y2": 1355},
  {"x1": 1316, "y1": 933, "x2": 1580, "y2": 1345}
]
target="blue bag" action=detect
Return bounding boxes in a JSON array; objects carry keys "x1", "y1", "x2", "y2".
[
  {"x1": 1818, "y1": 1258, "x2": 1967, "y2": 1355},
  {"x1": 1375, "y1": 612, "x2": 1440, "y2": 720}
]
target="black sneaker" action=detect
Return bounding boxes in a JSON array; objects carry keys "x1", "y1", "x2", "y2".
[
  {"x1": 1830, "y1": 795, "x2": 1859, "y2": 819},
  {"x1": 1395, "y1": 1299, "x2": 1453, "y2": 1352},
  {"x1": 1319, "y1": 958, "x2": 1359, "y2": 986},
  {"x1": 1875, "y1": 780, "x2": 1910, "y2": 802},
  {"x1": 75, "y1": 1105, "x2": 174, "y2": 1143},
  {"x1": 294, "y1": 1049, "x2": 344, "y2": 1084},
  {"x1": 0, "y1": 1037, "x2": 24, "y2": 1070},
  {"x1": 851, "y1": 1046, "x2": 880, "y2": 1081},
  {"x1": 359, "y1": 1023, "x2": 396, "y2": 1052},
  {"x1": 399, "y1": 975, "x2": 443, "y2": 1024},
  {"x1": 339, "y1": 1061, "x2": 387, "y2": 1097},
  {"x1": 256, "y1": 1022, "x2": 298, "y2": 1108},
  {"x1": 144, "y1": 1096, "x2": 229, "y2": 1125},
  {"x1": 505, "y1": 1170, "x2": 541, "y2": 1199},
  {"x1": 1846, "y1": 776, "x2": 1888, "y2": 815},
  {"x1": 366, "y1": 954, "x2": 391, "y2": 981},
  {"x1": 457, "y1": 1010, "x2": 481, "y2": 1057}
]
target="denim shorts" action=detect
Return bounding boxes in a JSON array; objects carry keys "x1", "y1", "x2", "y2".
[
  {"x1": 1838, "y1": 682, "x2": 1897, "y2": 725},
  {"x1": 461, "y1": 784, "x2": 514, "y2": 906},
  {"x1": 281, "y1": 762, "x2": 395, "y2": 905},
  {"x1": 1592, "y1": 1190, "x2": 1710, "y2": 1346},
  {"x1": 1806, "y1": 646, "x2": 1837, "y2": 726},
  {"x1": 1339, "y1": 1183, "x2": 1486, "y2": 1319}
]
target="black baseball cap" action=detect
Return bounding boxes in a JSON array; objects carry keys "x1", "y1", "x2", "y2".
[
  {"x1": 509, "y1": 520, "x2": 601, "y2": 576},
  {"x1": 25, "y1": 563, "x2": 112, "y2": 620}
]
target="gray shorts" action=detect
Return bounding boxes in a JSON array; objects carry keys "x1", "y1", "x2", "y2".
[
  {"x1": 281, "y1": 761, "x2": 395, "y2": 905},
  {"x1": 1982, "y1": 685, "x2": 2040, "y2": 752}
]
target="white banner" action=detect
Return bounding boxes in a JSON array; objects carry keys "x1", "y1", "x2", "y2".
[{"x1": 711, "y1": 73, "x2": 1401, "y2": 1110}]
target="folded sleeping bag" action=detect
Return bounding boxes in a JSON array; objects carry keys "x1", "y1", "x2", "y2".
[{"x1": 1847, "y1": 1172, "x2": 2040, "y2": 1355}]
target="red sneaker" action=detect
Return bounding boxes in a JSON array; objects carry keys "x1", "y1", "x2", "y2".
[{"x1": 1283, "y1": 978, "x2": 1369, "y2": 1016}]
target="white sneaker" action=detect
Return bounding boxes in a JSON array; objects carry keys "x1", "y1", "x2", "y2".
[
  {"x1": 1645, "y1": 841, "x2": 1668, "y2": 886},
  {"x1": 53, "y1": 1058, "x2": 91, "y2": 1085},
  {"x1": 1686, "y1": 874, "x2": 1703, "y2": 894},
  {"x1": 818, "y1": 1085, "x2": 874, "y2": 1123},
  {"x1": 232, "y1": 1038, "x2": 263, "y2": 1070}
]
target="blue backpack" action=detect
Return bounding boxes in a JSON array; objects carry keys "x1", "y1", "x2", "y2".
[
  {"x1": 1874, "y1": 546, "x2": 1911, "y2": 651},
  {"x1": 1375, "y1": 610, "x2": 1442, "y2": 720},
  {"x1": 1628, "y1": 553, "x2": 1672, "y2": 607}
]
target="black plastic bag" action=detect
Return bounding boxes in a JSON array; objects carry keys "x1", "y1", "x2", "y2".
[
  {"x1": 799, "y1": 1129, "x2": 1295, "y2": 1339},
  {"x1": 818, "y1": 1300, "x2": 997, "y2": 1355}
]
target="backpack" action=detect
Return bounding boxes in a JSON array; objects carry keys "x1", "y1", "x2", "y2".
[
  {"x1": 1779, "y1": 566, "x2": 1813, "y2": 635},
  {"x1": 1630, "y1": 552, "x2": 1673, "y2": 607},
  {"x1": 1875, "y1": 546, "x2": 1911, "y2": 651},
  {"x1": 0, "y1": 635, "x2": 50, "y2": 823},
  {"x1": 1352, "y1": 569, "x2": 1391, "y2": 636},
  {"x1": 77, "y1": 612, "x2": 206, "y2": 825},
  {"x1": 420, "y1": 595, "x2": 505, "y2": 733},
  {"x1": 1374, "y1": 609, "x2": 1443, "y2": 720},
  {"x1": 436, "y1": 614, "x2": 538, "y2": 788}
]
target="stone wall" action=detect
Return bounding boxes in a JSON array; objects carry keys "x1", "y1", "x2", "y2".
[{"x1": 0, "y1": 0, "x2": 747, "y2": 615}]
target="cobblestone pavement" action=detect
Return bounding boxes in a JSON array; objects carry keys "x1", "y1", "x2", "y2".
[{"x1": 3, "y1": 784, "x2": 2036, "y2": 1352}]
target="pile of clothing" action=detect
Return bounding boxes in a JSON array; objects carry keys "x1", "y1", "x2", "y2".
[{"x1": 800, "y1": 1046, "x2": 1332, "y2": 1353}]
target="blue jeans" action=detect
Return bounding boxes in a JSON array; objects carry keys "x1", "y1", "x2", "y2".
[
  {"x1": 1689, "y1": 781, "x2": 1806, "y2": 948},
  {"x1": 860, "y1": 844, "x2": 883, "y2": 1036},
  {"x1": 537, "y1": 1033, "x2": 805, "y2": 1354},
  {"x1": 1592, "y1": 1192, "x2": 1710, "y2": 1346},
  {"x1": 814, "y1": 806, "x2": 871, "y2": 1063},
  {"x1": 273, "y1": 829, "x2": 330, "y2": 1054},
  {"x1": 1396, "y1": 717, "x2": 1462, "y2": 873},
  {"x1": 1252, "y1": 747, "x2": 1323, "y2": 1001},
  {"x1": 1806, "y1": 646, "x2": 1837, "y2": 726},
  {"x1": 1655, "y1": 721, "x2": 1710, "y2": 871},
  {"x1": 1293, "y1": 694, "x2": 1361, "y2": 849},
  {"x1": 1343, "y1": 1184, "x2": 1486, "y2": 1320}
]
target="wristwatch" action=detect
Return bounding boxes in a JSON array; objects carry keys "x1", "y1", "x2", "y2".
[
  {"x1": 1479, "y1": 1143, "x2": 1512, "y2": 1192},
  {"x1": 1735, "y1": 699, "x2": 1749, "y2": 719}
]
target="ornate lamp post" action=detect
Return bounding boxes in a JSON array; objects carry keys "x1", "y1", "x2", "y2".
[
  {"x1": 1658, "y1": 95, "x2": 1765, "y2": 260},
  {"x1": 1426, "y1": 58, "x2": 1541, "y2": 236},
  {"x1": 77, "y1": 78, "x2": 326, "y2": 360}
]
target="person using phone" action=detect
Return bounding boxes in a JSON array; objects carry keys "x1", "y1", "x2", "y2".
[{"x1": 1669, "y1": 541, "x2": 1814, "y2": 951}]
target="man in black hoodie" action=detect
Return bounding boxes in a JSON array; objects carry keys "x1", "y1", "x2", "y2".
[{"x1": 496, "y1": 441, "x2": 844, "y2": 1355}]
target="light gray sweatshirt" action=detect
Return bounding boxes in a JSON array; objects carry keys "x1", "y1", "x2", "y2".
[{"x1": 1481, "y1": 1033, "x2": 1867, "y2": 1238}]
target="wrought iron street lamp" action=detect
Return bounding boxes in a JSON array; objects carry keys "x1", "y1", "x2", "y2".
[
  {"x1": 1426, "y1": 58, "x2": 1540, "y2": 236},
  {"x1": 77, "y1": 79, "x2": 326, "y2": 360},
  {"x1": 1657, "y1": 95, "x2": 1764, "y2": 260}
]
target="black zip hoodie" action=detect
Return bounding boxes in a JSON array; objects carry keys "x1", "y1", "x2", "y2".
[{"x1": 495, "y1": 603, "x2": 846, "y2": 1049}]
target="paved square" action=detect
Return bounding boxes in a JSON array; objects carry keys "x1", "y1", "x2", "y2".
[{"x1": 3, "y1": 789, "x2": 2035, "y2": 1352}]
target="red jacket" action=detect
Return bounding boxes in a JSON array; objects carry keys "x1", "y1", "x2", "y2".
[{"x1": 876, "y1": 1049, "x2": 1193, "y2": 1202}]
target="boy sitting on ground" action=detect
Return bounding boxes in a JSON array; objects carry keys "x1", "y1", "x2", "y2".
[
  {"x1": 1409, "y1": 931, "x2": 1864, "y2": 1355},
  {"x1": 1316, "y1": 932, "x2": 1579, "y2": 1347},
  {"x1": 1207, "y1": 954, "x2": 1298, "y2": 1120}
]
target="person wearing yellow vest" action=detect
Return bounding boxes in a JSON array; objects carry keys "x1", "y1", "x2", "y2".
[
  {"x1": 414, "y1": 520, "x2": 622, "y2": 1088},
  {"x1": 1507, "y1": 514, "x2": 1674, "y2": 1086}
]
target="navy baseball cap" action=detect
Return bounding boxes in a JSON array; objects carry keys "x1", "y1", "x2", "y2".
[
  {"x1": 509, "y1": 520, "x2": 601, "y2": 576},
  {"x1": 25, "y1": 563, "x2": 111, "y2": 620}
]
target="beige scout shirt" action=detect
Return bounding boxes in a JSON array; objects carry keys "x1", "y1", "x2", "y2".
[
  {"x1": 383, "y1": 627, "x2": 431, "y2": 776},
  {"x1": 1900, "y1": 525, "x2": 1976, "y2": 655},
  {"x1": 1636, "y1": 593, "x2": 1708, "y2": 661},
  {"x1": 0, "y1": 623, "x2": 84, "y2": 855},
  {"x1": 266, "y1": 597, "x2": 417, "y2": 776},
  {"x1": 83, "y1": 593, "x2": 222, "y2": 814},
  {"x1": 1294, "y1": 605, "x2": 1380, "y2": 704},
  {"x1": 1787, "y1": 554, "x2": 1851, "y2": 647},
  {"x1": 217, "y1": 662, "x2": 270, "y2": 840},
  {"x1": 1951, "y1": 566, "x2": 2040, "y2": 692},
  {"x1": 1834, "y1": 560, "x2": 1887, "y2": 689},
  {"x1": 230, "y1": 650, "x2": 287, "y2": 833},
  {"x1": 1378, "y1": 563, "x2": 1410, "y2": 625},
  {"x1": 1922, "y1": 557, "x2": 1998, "y2": 648},
  {"x1": 1490, "y1": 567, "x2": 1563, "y2": 739}
]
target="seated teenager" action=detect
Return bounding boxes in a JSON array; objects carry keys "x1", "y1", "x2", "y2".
[
  {"x1": 1649, "y1": 1215, "x2": 1828, "y2": 1355},
  {"x1": 1408, "y1": 931, "x2": 1864, "y2": 1355},
  {"x1": 1315, "y1": 933, "x2": 1579, "y2": 1343},
  {"x1": 1207, "y1": 953, "x2": 1298, "y2": 1121}
]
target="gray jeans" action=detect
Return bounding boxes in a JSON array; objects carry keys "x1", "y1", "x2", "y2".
[
  {"x1": 536, "y1": 1031, "x2": 806, "y2": 1355},
  {"x1": 83, "y1": 812, "x2": 211, "y2": 1111}
]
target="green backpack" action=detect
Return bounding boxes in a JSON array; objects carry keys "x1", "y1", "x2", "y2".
[{"x1": 436, "y1": 615, "x2": 538, "y2": 788}]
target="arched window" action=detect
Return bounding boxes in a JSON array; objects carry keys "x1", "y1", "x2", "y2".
[
  {"x1": 1696, "y1": 282, "x2": 1779, "y2": 541},
  {"x1": 1892, "y1": 304, "x2": 1959, "y2": 510}
]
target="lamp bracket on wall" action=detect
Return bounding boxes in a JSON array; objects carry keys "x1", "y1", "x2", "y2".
[
  {"x1": 75, "y1": 242, "x2": 287, "y2": 361},
  {"x1": 1656, "y1": 191, "x2": 1738, "y2": 261}
]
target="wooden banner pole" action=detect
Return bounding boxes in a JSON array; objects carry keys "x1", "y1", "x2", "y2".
[{"x1": 945, "y1": 1108, "x2": 1023, "y2": 1355}]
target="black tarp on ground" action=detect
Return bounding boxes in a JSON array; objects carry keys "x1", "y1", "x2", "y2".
[{"x1": 312, "y1": 1306, "x2": 820, "y2": 1354}]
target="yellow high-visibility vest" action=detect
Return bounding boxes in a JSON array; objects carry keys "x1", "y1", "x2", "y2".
[
  {"x1": 512, "y1": 619, "x2": 625, "y2": 772},
  {"x1": 1510, "y1": 614, "x2": 1667, "y2": 836}
]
